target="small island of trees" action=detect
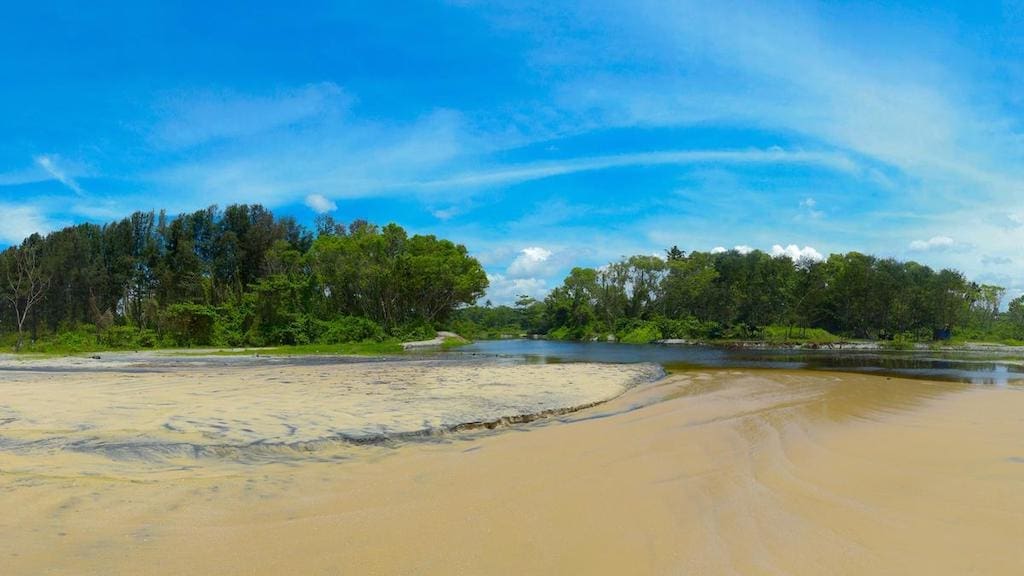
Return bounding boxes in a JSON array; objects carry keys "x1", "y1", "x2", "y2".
[
  {"x1": 0, "y1": 204, "x2": 487, "y2": 352},
  {"x1": 452, "y1": 247, "x2": 1024, "y2": 347}
]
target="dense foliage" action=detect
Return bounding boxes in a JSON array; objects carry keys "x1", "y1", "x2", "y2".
[
  {"x1": 0, "y1": 206, "x2": 487, "y2": 351},
  {"x1": 454, "y1": 247, "x2": 1019, "y2": 344}
]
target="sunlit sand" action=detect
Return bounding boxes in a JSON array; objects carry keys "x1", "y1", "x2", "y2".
[{"x1": 1, "y1": 359, "x2": 1022, "y2": 574}]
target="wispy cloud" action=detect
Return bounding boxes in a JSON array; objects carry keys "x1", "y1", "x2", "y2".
[
  {"x1": 33, "y1": 155, "x2": 85, "y2": 195},
  {"x1": 0, "y1": 202, "x2": 64, "y2": 244},
  {"x1": 413, "y1": 148, "x2": 857, "y2": 190},
  {"x1": 151, "y1": 82, "x2": 352, "y2": 149}
]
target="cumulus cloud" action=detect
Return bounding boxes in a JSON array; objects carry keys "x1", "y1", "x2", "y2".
[
  {"x1": 34, "y1": 155, "x2": 84, "y2": 195},
  {"x1": 710, "y1": 245, "x2": 754, "y2": 254},
  {"x1": 304, "y1": 194, "x2": 337, "y2": 214},
  {"x1": 908, "y1": 236, "x2": 956, "y2": 252},
  {"x1": 507, "y1": 246, "x2": 555, "y2": 278},
  {"x1": 484, "y1": 273, "x2": 548, "y2": 304},
  {"x1": 770, "y1": 244, "x2": 824, "y2": 262}
]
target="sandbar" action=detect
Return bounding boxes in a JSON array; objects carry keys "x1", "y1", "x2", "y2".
[{"x1": 1, "y1": 359, "x2": 1022, "y2": 574}]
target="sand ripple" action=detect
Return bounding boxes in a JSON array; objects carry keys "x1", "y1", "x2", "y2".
[{"x1": 0, "y1": 358, "x2": 660, "y2": 471}]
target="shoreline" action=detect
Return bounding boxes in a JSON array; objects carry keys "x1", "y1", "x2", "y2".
[{"x1": 6, "y1": 336, "x2": 1024, "y2": 364}]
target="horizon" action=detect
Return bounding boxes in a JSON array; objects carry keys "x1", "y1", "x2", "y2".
[{"x1": 3, "y1": 2, "x2": 1023, "y2": 303}]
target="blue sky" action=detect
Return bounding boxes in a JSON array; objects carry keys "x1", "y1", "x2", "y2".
[{"x1": 3, "y1": 1, "x2": 1024, "y2": 303}]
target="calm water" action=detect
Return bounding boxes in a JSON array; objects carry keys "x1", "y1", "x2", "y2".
[{"x1": 452, "y1": 339, "x2": 1024, "y2": 386}]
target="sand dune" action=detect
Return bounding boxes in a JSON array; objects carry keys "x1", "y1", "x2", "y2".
[{"x1": 1, "y1": 362, "x2": 1022, "y2": 574}]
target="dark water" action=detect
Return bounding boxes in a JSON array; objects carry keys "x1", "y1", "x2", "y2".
[{"x1": 452, "y1": 340, "x2": 1024, "y2": 386}]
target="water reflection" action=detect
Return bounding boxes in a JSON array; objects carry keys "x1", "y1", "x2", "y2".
[{"x1": 454, "y1": 340, "x2": 1024, "y2": 385}]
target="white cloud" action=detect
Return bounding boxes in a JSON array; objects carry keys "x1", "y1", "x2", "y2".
[
  {"x1": 709, "y1": 245, "x2": 754, "y2": 254},
  {"x1": 145, "y1": 106, "x2": 479, "y2": 209},
  {"x1": 431, "y1": 206, "x2": 461, "y2": 220},
  {"x1": 0, "y1": 203, "x2": 63, "y2": 244},
  {"x1": 304, "y1": 193, "x2": 337, "y2": 214},
  {"x1": 152, "y1": 82, "x2": 351, "y2": 148},
  {"x1": 414, "y1": 148, "x2": 857, "y2": 191},
  {"x1": 770, "y1": 244, "x2": 824, "y2": 262},
  {"x1": 34, "y1": 155, "x2": 84, "y2": 195},
  {"x1": 988, "y1": 212, "x2": 1024, "y2": 230},
  {"x1": 507, "y1": 246, "x2": 555, "y2": 278},
  {"x1": 909, "y1": 236, "x2": 956, "y2": 252},
  {"x1": 484, "y1": 273, "x2": 549, "y2": 305},
  {"x1": 799, "y1": 197, "x2": 824, "y2": 219}
]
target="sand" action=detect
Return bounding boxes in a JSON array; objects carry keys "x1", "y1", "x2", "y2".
[{"x1": 1, "y1": 360, "x2": 1023, "y2": 574}]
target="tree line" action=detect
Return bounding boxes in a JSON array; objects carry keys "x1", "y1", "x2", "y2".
[
  {"x1": 453, "y1": 247, "x2": 1021, "y2": 344},
  {"x1": 0, "y1": 205, "x2": 487, "y2": 351}
]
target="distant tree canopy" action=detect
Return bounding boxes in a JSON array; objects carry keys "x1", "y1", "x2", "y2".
[
  {"x1": 0, "y1": 206, "x2": 487, "y2": 350},
  {"x1": 454, "y1": 246, "x2": 1013, "y2": 344}
]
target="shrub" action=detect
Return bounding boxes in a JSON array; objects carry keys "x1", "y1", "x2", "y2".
[
  {"x1": 656, "y1": 317, "x2": 719, "y2": 340},
  {"x1": 315, "y1": 316, "x2": 386, "y2": 343},
  {"x1": 164, "y1": 303, "x2": 218, "y2": 347},
  {"x1": 102, "y1": 326, "x2": 160, "y2": 349},
  {"x1": 547, "y1": 326, "x2": 573, "y2": 341},
  {"x1": 618, "y1": 321, "x2": 662, "y2": 344},
  {"x1": 23, "y1": 325, "x2": 98, "y2": 354},
  {"x1": 389, "y1": 321, "x2": 436, "y2": 343},
  {"x1": 762, "y1": 325, "x2": 841, "y2": 344}
]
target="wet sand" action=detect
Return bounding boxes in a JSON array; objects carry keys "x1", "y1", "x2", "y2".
[{"x1": 2, "y1": 362, "x2": 1023, "y2": 574}]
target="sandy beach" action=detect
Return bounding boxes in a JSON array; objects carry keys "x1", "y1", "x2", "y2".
[{"x1": 1, "y1": 358, "x2": 1022, "y2": 574}]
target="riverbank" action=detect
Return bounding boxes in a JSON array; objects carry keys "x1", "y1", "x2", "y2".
[{"x1": 2, "y1": 366, "x2": 1021, "y2": 574}]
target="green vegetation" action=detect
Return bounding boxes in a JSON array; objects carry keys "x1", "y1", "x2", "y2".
[
  {"x1": 198, "y1": 341, "x2": 404, "y2": 356},
  {"x1": 0, "y1": 205, "x2": 487, "y2": 354},
  {"x1": 454, "y1": 247, "x2": 1021, "y2": 346},
  {"x1": 6, "y1": 205, "x2": 1021, "y2": 353},
  {"x1": 761, "y1": 325, "x2": 841, "y2": 345}
]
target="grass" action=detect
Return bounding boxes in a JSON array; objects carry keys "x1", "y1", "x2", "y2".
[
  {"x1": 761, "y1": 325, "x2": 843, "y2": 345},
  {"x1": 2, "y1": 340, "x2": 404, "y2": 358},
  {"x1": 440, "y1": 336, "x2": 471, "y2": 349},
  {"x1": 195, "y1": 341, "x2": 404, "y2": 356}
]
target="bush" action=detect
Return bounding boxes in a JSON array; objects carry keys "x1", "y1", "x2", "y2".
[
  {"x1": 618, "y1": 321, "x2": 662, "y2": 344},
  {"x1": 762, "y1": 325, "x2": 841, "y2": 344},
  {"x1": 23, "y1": 325, "x2": 99, "y2": 354},
  {"x1": 547, "y1": 326, "x2": 573, "y2": 341},
  {"x1": 720, "y1": 324, "x2": 757, "y2": 340},
  {"x1": 315, "y1": 316, "x2": 386, "y2": 343},
  {"x1": 882, "y1": 332, "x2": 917, "y2": 350},
  {"x1": 102, "y1": 326, "x2": 160, "y2": 349},
  {"x1": 389, "y1": 321, "x2": 436, "y2": 342},
  {"x1": 164, "y1": 303, "x2": 218, "y2": 347},
  {"x1": 656, "y1": 317, "x2": 719, "y2": 340}
]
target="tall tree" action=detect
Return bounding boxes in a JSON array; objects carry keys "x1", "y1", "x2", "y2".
[{"x1": 3, "y1": 239, "x2": 49, "y2": 350}]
